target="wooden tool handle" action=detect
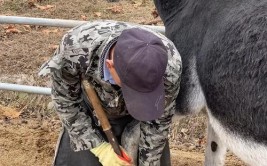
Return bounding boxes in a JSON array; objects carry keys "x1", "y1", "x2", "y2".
[
  {"x1": 81, "y1": 80, "x2": 122, "y2": 156},
  {"x1": 82, "y1": 80, "x2": 111, "y2": 131}
]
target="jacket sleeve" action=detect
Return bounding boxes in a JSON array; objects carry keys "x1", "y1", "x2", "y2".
[
  {"x1": 138, "y1": 42, "x2": 182, "y2": 166},
  {"x1": 42, "y1": 35, "x2": 105, "y2": 152},
  {"x1": 51, "y1": 61, "x2": 104, "y2": 151}
]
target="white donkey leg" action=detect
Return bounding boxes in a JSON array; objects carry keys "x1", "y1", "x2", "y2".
[{"x1": 204, "y1": 121, "x2": 227, "y2": 166}]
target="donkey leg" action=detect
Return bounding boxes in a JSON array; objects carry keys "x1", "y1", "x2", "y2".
[{"x1": 204, "y1": 121, "x2": 227, "y2": 166}]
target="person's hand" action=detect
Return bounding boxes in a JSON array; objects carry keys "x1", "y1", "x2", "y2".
[{"x1": 91, "y1": 142, "x2": 133, "y2": 166}]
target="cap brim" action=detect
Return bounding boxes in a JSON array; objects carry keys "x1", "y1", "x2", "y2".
[{"x1": 121, "y1": 80, "x2": 165, "y2": 121}]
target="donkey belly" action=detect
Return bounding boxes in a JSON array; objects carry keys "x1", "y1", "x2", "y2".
[
  {"x1": 198, "y1": 48, "x2": 267, "y2": 144},
  {"x1": 196, "y1": 41, "x2": 267, "y2": 165}
]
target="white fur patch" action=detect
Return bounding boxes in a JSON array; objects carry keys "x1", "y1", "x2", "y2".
[
  {"x1": 205, "y1": 122, "x2": 227, "y2": 166},
  {"x1": 207, "y1": 109, "x2": 267, "y2": 166},
  {"x1": 187, "y1": 57, "x2": 206, "y2": 114}
]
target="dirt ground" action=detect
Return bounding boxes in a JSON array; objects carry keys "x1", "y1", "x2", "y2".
[{"x1": 0, "y1": 0, "x2": 246, "y2": 165}]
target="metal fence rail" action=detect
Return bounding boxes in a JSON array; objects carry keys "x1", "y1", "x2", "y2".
[
  {"x1": 0, "y1": 16, "x2": 165, "y2": 33},
  {"x1": 0, "y1": 16, "x2": 165, "y2": 95},
  {"x1": 0, "y1": 83, "x2": 51, "y2": 95},
  {"x1": 0, "y1": 16, "x2": 86, "y2": 28}
]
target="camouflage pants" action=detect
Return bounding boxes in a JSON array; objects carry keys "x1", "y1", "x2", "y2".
[
  {"x1": 53, "y1": 97, "x2": 171, "y2": 166},
  {"x1": 53, "y1": 127, "x2": 171, "y2": 166}
]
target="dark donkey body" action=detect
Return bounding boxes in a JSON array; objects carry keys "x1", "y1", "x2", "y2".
[{"x1": 154, "y1": 0, "x2": 267, "y2": 165}]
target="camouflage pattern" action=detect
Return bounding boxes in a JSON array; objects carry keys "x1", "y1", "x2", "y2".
[{"x1": 39, "y1": 20, "x2": 182, "y2": 166}]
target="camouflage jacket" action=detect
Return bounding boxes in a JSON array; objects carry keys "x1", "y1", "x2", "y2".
[{"x1": 39, "y1": 20, "x2": 182, "y2": 166}]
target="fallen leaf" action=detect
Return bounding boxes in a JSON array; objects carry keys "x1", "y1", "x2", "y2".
[
  {"x1": 23, "y1": 25, "x2": 32, "y2": 32},
  {"x1": 181, "y1": 128, "x2": 189, "y2": 133},
  {"x1": 27, "y1": 1, "x2": 36, "y2": 8},
  {"x1": 131, "y1": 0, "x2": 142, "y2": 4},
  {"x1": 42, "y1": 29, "x2": 59, "y2": 35},
  {"x1": 23, "y1": 25, "x2": 31, "y2": 29},
  {"x1": 107, "y1": 5, "x2": 123, "y2": 13},
  {"x1": 49, "y1": 44, "x2": 59, "y2": 50},
  {"x1": 36, "y1": 4, "x2": 55, "y2": 10},
  {"x1": 4, "y1": 25, "x2": 22, "y2": 34},
  {"x1": 0, "y1": 105, "x2": 21, "y2": 119},
  {"x1": 93, "y1": 12, "x2": 102, "y2": 18},
  {"x1": 133, "y1": 2, "x2": 142, "y2": 8},
  {"x1": 4, "y1": 25, "x2": 15, "y2": 29},
  {"x1": 40, "y1": 56, "x2": 51, "y2": 61},
  {"x1": 80, "y1": 15, "x2": 87, "y2": 21},
  {"x1": 151, "y1": 8, "x2": 158, "y2": 18}
]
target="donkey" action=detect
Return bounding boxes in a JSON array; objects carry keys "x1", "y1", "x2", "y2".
[{"x1": 154, "y1": 0, "x2": 267, "y2": 165}]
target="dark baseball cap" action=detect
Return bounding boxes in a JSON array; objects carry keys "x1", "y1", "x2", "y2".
[{"x1": 113, "y1": 28, "x2": 168, "y2": 121}]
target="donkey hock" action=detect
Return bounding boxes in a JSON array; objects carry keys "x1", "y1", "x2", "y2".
[{"x1": 154, "y1": 0, "x2": 267, "y2": 165}]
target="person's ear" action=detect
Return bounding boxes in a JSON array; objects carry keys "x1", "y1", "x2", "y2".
[{"x1": 106, "y1": 59, "x2": 114, "y2": 69}]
